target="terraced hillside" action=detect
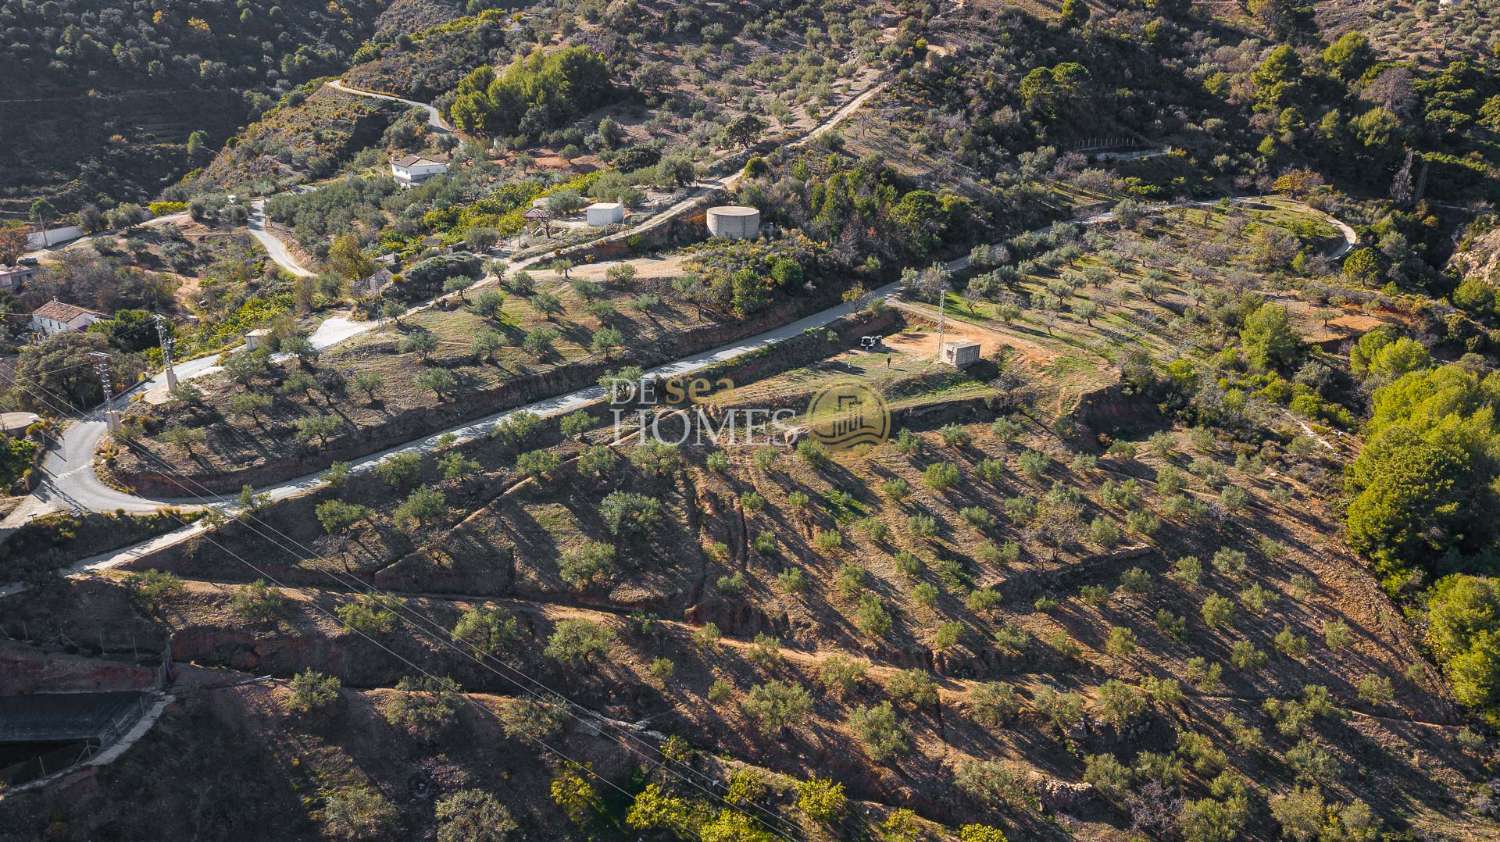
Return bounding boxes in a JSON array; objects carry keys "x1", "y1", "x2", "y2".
[{"x1": 2, "y1": 0, "x2": 1499, "y2": 839}]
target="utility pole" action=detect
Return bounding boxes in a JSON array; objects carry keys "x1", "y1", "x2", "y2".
[
  {"x1": 154, "y1": 314, "x2": 178, "y2": 391},
  {"x1": 934, "y1": 277, "x2": 948, "y2": 364},
  {"x1": 89, "y1": 352, "x2": 120, "y2": 433}
]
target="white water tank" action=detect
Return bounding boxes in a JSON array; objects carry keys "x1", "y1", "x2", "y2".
[{"x1": 706, "y1": 205, "x2": 760, "y2": 239}]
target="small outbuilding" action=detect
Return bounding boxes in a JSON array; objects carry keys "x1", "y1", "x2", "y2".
[
  {"x1": 354, "y1": 268, "x2": 395, "y2": 298},
  {"x1": 585, "y1": 202, "x2": 624, "y2": 227},
  {"x1": 0, "y1": 412, "x2": 38, "y2": 437},
  {"x1": 0, "y1": 264, "x2": 35, "y2": 291},
  {"x1": 707, "y1": 205, "x2": 760, "y2": 239},
  {"x1": 391, "y1": 154, "x2": 449, "y2": 188},
  {"x1": 31, "y1": 299, "x2": 104, "y2": 336},
  {"x1": 244, "y1": 328, "x2": 272, "y2": 351},
  {"x1": 941, "y1": 340, "x2": 981, "y2": 368}
]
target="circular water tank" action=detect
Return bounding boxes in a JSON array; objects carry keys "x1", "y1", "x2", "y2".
[{"x1": 706, "y1": 206, "x2": 761, "y2": 239}]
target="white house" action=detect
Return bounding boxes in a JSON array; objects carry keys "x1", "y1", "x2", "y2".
[
  {"x1": 31, "y1": 299, "x2": 104, "y2": 336},
  {"x1": 585, "y1": 202, "x2": 624, "y2": 227},
  {"x1": 391, "y1": 154, "x2": 449, "y2": 188},
  {"x1": 0, "y1": 264, "x2": 35, "y2": 291}
]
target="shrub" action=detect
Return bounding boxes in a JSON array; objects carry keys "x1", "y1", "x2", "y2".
[
  {"x1": 515, "y1": 449, "x2": 561, "y2": 479},
  {"x1": 600, "y1": 491, "x2": 662, "y2": 537},
  {"x1": 1095, "y1": 679, "x2": 1147, "y2": 728},
  {"x1": 1083, "y1": 753, "x2": 1131, "y2": 800},
  {"x1": 1018, "y1": 450, "x2": 1050, "y2": 480},
  {"x1": 1201, "y1": 595, "x2": 1235, "y2": 629},
  {"x1": 923, "y1": 461, "x2": 960, "y2": 491},
  {"x1": 286, "y1": 669, "x2": 341, "y2": 714},
  {"x1": 887, "y1": 669, "x2": 939, "y2": 708},
  {"x1": 813, "y1": 529, "x2": 844, "y2": 551},
  {"x1": 395, "y1": 486, "x2": 447, "y2": 529},
  {"x1": 1356, "y1": 674, "x2": 1394, "y2": 706},
  {"x1": 816, "y1": 655, "x2": 868, "y2": 696},
  {"x1": 545, "y1": 619, "x2": 616, "y2": 663},
  {"x1": 953, "y1": 759, "x2": 1036, "y2": 811},
  {"x1": 337, "y1": 594, "x2": 398, "y2": 635},
  {"x1": 230, "y1": 579, "x2": 285, "y2": 624},
  {"x1": 855, "y1": 594, "x2": 893, "y2": 639},
  {"x1": 969, "y1": 682, "x2": 1022, "y2": 726},
  {"x1": 966, "y1": 587, "x2": 1001, "y2": 614},
  {"x1": 1170, "y1": 555, "x2": 1203, "y2": 587},
  {"x1": 558, "y1": 541, "x2": 616, "y2": 589},
  {"x1": 880, "y1": 477, "x2": 911, "y2": 500},
  {"x1": 1185, "y1": 657, "x2": 1224, "y2": 692},
  {"x1": 452, "y1": 606, "x2": 520, "y2": 655},
  {"x1": 796, "y1": 778, "x2": 846, "y2": 824},
  {"x1": 436, "y1": 789, "x2": 518, "y2": 842},
  {"x1": 848, "y1": 701, "x2": 909, "y2": 761},
  {"x1": 960, "y1": 506, "x2": 997, "y2": 530},
  {"x1": 1274, "y1": 625, "x2": 1309, "y2": 659},
  {"x1": 939, "y1": 424, "x2": 973, "y2": 448},
  {"x1": 126, "y1": 569, "x2": 183, "y2": 616},
  {"x1": 742, "y1": 680, "x2": 814, "y2": 736},
  {"x1": 1105, "y1": 626, "x2": 1137, "y2": 659},
  {"x1": 1089, "y1": 517, "x2": 1122, "y2": 548},
  {"x1": 1230, "y1": 640, "x2": 1267, "y2": 671},
  {"x1": 320, "y1": 784, "x2": 398, "y2": 841},
  {"x1": 577, "y1": 445, "x2": 619, "y2": 479},
  {"x1": 383, "y1": 675, "x2": 463, "y2": 737},
  {"x1": 1269, "y1": 786, "x2": 1326, "y2": 841},
  {"x1": 496, "y1": 699, "x2": 565, "y2": 744},
  {"x1": 375, "y1": 451, "x2": 423, "y2": 488}
]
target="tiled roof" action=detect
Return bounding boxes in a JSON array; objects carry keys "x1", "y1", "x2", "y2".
[
  {"x1": 32, "y1": 299, "x2": 102, "y2": 322},
  {"x1": 392, "y1": 154, "x2": 447, "y2": 168}
]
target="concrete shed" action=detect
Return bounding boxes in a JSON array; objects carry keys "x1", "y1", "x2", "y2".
[
  {"x1": 0, "y1": 412, "x2": 38, "y2": 436},
  {"x1": 244, "y1": 329, "x2": 272, "y2": 351},
  {"x1": 941, "y1": 340, "x2": 981, "y2": 368},
  {"x1": 707, "y1": 206, "x2": 761, "y2": 239},
  {"x1": 585, "y1": 202, "x2": 624, "y2": 227}
]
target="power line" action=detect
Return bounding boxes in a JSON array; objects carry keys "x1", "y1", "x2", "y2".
[
  {"x1": 7, "y1": 376, "x2": 650, "y2": 814},
  {"x1": 98, "y1": 403, "x2": 805, "y2": 840},
  {"x1": 8, "y1": 376, "x2": 805, "y2": 840}
]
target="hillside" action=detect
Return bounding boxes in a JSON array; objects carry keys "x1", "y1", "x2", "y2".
[
  {"x1": 1, "y1": 0, "x2": 1499, "y2": 839},
  {"x1": 0, "y1": 0, "x2": 392, "y2": 217}
]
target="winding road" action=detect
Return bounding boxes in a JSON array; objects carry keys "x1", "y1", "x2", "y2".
[
  {"x1": 327, "y1": 79, "x2": 452, "y2": 133},
  {"x1": 0, "y1": 73, "x2": 900, "y2": 570},
  {"x1": 0, "y1": 58, "x2": 1359, "y2": 602},
  {"x1": 248, "y1": 199, "x2": 316, "y2": 278},
  {"x1": 0, "y1": 193, "x2": 1360, "y2": 601}
]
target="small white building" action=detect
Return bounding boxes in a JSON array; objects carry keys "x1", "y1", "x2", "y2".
[
  {"x1": 707, "y1": 205, "x2": 761, "y2": 239},
  {"x1": 31, "y1": 299, "x2": 104, "y2": 336},
  {"x1": 941, "y1": 340, "x2": 981, "y2": 368},
  {"x1": 0, "y1": 412, "x2": 38, "y2": 437},
  {"x1": 244, "y1": 328, "x2": 272, "y2": 351},
  {"x1": 391, "y1": 154, "x2": 449, "y2": 188},
  {"x1": 585, "y1": 202, "x2": 624, "y2": 227},
  {"x1": 0, "y1": 264, "x2": 35, "y2": 291}
]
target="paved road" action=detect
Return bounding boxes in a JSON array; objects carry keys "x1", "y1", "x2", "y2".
[
  {"x1": 0, "y1": 278, "x2": 903, "y2": 598},
  {"x1": 327, "y1": 80, "x2": 452, "y2": 133},
  {"x1": 0, "y1": 188, "x2": 1360, "y2": 598},
  {"x1": 248, "y1": 199, "x2": 315, "y2": 278},
  {"x1": 20, "y1": 213, "x2": 191, "y2": 264},
  {"x1": 9, "y1": 310, "x2": 376, "y2": 525}
]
